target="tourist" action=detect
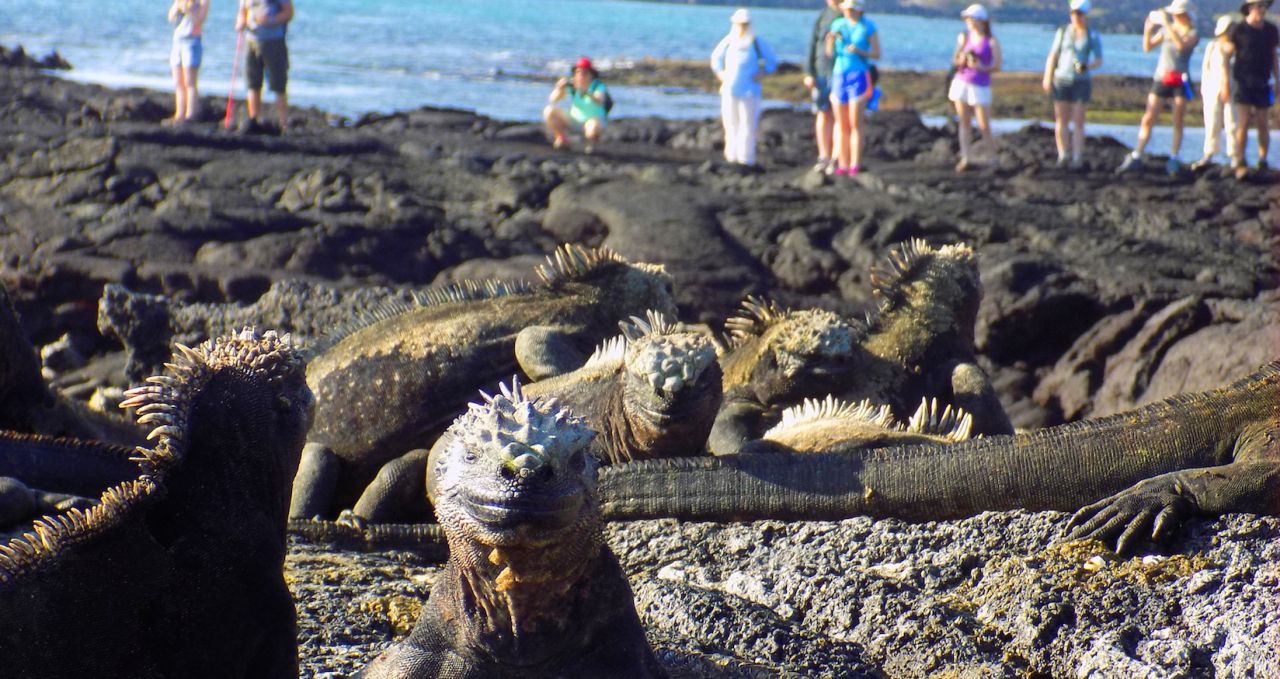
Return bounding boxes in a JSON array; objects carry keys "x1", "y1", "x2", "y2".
[
  {"x1": 1042, "y1": 0, "x2": 1103, "y2": 169},
  {"x1": 1192, "y1": 16, "x2": 1238, "y2": 170},
  {"x1": 1117, "y1": 0, "x2": 1199, "y2": 176},
  {"x1": 1220, "y1": 0, "x2": 1279, "y2": 180},
  {"x1": 948, "y1": 4, "x2": 1002, "y2": 172},
  {"x1": 711, "y1": 9, "x2": 779, "y2": 166},
  {"x1": 804, "y1": 0, "x2": 843, "y2": 173},
  {"x1": 167, "y1": 0, "x2": 209, "y2": 125},
  {"x1": 825, "y1": 0, "x2": 880, "y2": 176},
  {"x1": 235, "y1": 0, "x2": 294, "y2": 133},
  {"x1": 544, "y1": 57, "x2": 612, "y2": 152}
]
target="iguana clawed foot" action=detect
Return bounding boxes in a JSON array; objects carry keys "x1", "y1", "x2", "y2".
[{"x1": 1065, "y1": 474, "x2": 1196, "y2": 555}]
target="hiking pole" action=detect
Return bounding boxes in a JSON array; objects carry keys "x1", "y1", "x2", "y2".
[{"x1": 223, "y1": 29, "x2": 245, "y2": 129}]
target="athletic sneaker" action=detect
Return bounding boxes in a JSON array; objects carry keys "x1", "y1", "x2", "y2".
[
  {"x1": 812, "y1": 158, "x2": 833, "y2": 173},
  {"x1": 847, "y1": 165, "x2": 861, "y2": 176},
  {"x1": 1055, "y1": 156, "x2": 1069, "y2": 168},
  {"x1": 833, "y1": 166, "x2": 848, "y2": 176},
  {"x1": 1165, "y1": 158, "x2": 1181, "y2": 176},
  {"x1": 1256, "y1": 157, "x2": 1269, "y2": 172},
  {"x1": 954, "y1": 157, "x2": 969, "y2": 173},
  {"x1": 1233, "y1": 164, "x2": 1249, "y2": 181},
  {"x1": 1188, "y1": 156, "x2": 1212, "y2": 171},
  {"x1": 1115, "y1": 154, "x2": 1143, "y2": 174}
]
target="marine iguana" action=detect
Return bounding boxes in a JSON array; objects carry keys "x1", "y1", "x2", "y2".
[
  {"x1": 708, "y1": 239, "x2": 1012, "y2": 455},
  {"x1": 600, "y1": 360, "x2": 1280, "y2": 554},
  {"x1": 290, "y1": 244, "x2": 677, "y2": 522},
  {"x1": 358, "y1": 381, "x2": 664, "y2": 678},
  {"x1": 0, "y1": 329, "x2": 313, "y2": 678},
  {"x1": 343, "y1": 311, "x2": 722, "y2": 523}
]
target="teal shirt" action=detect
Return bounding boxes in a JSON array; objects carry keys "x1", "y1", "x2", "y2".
[
  {"x1": 830, "y1": 16, "x2": 876, "y2": 76},
  {"x1": 567, "y1": 80, "x2": 608, "y2": 123}
]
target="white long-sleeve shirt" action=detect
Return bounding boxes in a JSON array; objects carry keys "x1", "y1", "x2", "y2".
[{"x1": 1201, "y1": 40, "x2": 1228, "y2": 98}]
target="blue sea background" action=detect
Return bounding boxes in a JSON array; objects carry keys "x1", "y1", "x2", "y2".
[{"x1": 2, "y1": 0, "x2": 1275, "y2": 160}]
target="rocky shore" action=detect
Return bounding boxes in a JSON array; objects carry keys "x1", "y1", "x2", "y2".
[{"x1": 3, "y1": 53, "x2": 1278, "y2": 676}]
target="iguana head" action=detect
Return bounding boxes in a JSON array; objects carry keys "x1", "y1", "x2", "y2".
[
  {"x1": 724, "y1": 298, "x2": 860, "y2": 403},
  {"x1": 428, "y1": 380, "x2": 599, "y2": 551},
  {"x1": 866, "y1": 239, "x2": 981, "y2": 362},
  {"x1": 535, "y1": 244, "x2": 678, "y2": 323}
]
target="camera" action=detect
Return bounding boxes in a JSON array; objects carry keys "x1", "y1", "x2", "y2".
[{"x1": 1073, "y1": 60, "x2": 1088, "y2": 74}]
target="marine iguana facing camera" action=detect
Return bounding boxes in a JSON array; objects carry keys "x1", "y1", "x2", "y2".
[{"x1": 358, "y1": 381, "x2": 664, "y2": 679}]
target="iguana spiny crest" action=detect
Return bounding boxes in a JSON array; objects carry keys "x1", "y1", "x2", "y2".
[
  {"x1": 722, "y1": 296, "x2": 863, "y2": 394},
  {"x1": 761, "y1": 395, "x2": 974, "y2": 453},
  {"x1": 0, "y1": 328, "x2": 304, "y2": 583}
]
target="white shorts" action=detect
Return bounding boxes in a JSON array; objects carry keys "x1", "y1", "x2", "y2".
[{"x1": 948, "y1": 78, "x2": 992, "y2": 107}]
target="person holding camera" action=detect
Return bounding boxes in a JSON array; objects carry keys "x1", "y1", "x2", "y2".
[
  {"x1": 1043, "y1": 0, "x2": 1103, "y2": 169},
  {"x1": 167, "y1": 0, "x2": 209, "y2": 125},
  {"x1": 544, "y1": 57, "x2": 611, "y2": 153},
  {"x1": 1220, "y1": 0, "x2": 1279, "y2": 179},
  {"x1": 948, "y1": 4, "x2": 1001, "y2": 172},
  {"x1": 1116, "y1": 0, "x2": 1199, "y2": 176}
]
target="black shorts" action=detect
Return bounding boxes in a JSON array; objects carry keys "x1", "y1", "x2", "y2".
[
  {"x1": 1231, "y1": 79, "x2": 1273, "y2": 108},
  {"x1": 1150, "y1": 80, "x2": 1192, "y2": 99},
  {"x1": 246, "y1": 38, "x2": 289, "y2": 94}
]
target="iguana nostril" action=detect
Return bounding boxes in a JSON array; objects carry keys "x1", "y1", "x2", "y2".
[{"x1": 512, "y1": 452, "x2": 543, "y2": 473}]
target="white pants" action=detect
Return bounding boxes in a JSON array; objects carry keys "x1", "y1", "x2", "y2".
[
  {"x1": 1202, "y1": 92, "x2": 1238, "y2": 161},
  {"x1": 720, "y1": 93, "x2": 761, "y2": 165}
]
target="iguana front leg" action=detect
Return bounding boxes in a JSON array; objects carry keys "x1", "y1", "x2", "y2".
[
  {"x1": 288, "y1": 442, "x2": 341, "y2": 520},
  {"x1": 352, "y1": 448, "x2": 431, "y2": 522},
  {"x1": 515, "y1": 326, "x2": 590, "y2": 381},
  {"x1": 950, "y1": 361, "x2": 1014, "y2": 436},
  {"x1": 1067, "y1": 460, "x2": 1280, "y2": 554},
  {"x1": 708, "y1": 387, "x2": 768, "y2": 456}
]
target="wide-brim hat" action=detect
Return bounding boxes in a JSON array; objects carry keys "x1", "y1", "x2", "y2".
[
  {"x1": 1165, "y1": 0, "x2": 1192, "y2": 14},
  {"x1": 961, "y1": 3, "x2": 990, "y2": 20},
  {"x1": 1215, "y1": 15, "x2": 1234, "y2": 33},
  {"x1": 730, "y1": 8, "x2": 751, "y2": 23},
  {"x1": 1069, "y1": 0, "x2": 1091, "y2": 13},
  {"x1": 840, "y1": 0, "x2": 866, "y2": 10},
  {"x1": 1240, "y1": 0, "x2": 1270, "y2": 10}
]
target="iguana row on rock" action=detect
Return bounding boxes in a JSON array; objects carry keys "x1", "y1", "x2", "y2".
[
  {"x1": 601, "y1": 360, "x2": 1280, "y2": 554},
  {"x1": 359, "y1": 381, "x2": 663, "y2": 678},
  {"x1": 709, "y1": 239, "x2": 1012, "y2": 455},
  {"x1": 0, "y1": 329, "x2": 313, "y2": 678},
  {"x1": 290, "y1": 244, "x2": 677, "y2": 522}
]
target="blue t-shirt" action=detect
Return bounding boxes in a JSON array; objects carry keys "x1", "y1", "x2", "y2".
[
  {"x1": 830, "y1": 16, "x2": 876, "y2": 76},
  {"x1": 244, "y1": 0, "x2": 288, "y2": 41}
]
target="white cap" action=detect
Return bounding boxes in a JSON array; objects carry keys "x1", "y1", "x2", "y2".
[
  {"x1": 1069, "y1": 0, "x2": 1091, "y2": 13},
  {"x1": 840, "y1": 0, "x2": 865, "y2": 9},
  {"x1": 730, "y1": 8, "x2": 751, "y2": 23},
  {"x1": 1165, "y1": 0, "x2": 1192, "y2": 14},
  {"x1": 961, "y1": 3, "x2": 989, "y2": 20},
  {"x1": 1214, "y1": 15, "x2": 1234, "y2": 34}
]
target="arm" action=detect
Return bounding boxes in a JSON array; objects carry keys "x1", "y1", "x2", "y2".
[
  {"x1": 951, "y1": 33, "x2": 966, "y2": 68},
  {"x1": 988, "y1": 37, "x2": 1002, "y2": 73},
  {"x1": 168, "y1": 0, "x2": 181, "y2": 23},
  {"x1": 1273, "y1": 46, "x2": 1279, "y2": 97},
  {"x1": 1043, "y1": 28, "x2": 1061, "y2": 91},
  {"x1": 761, "y1": 39, "x2": 779, "y2": 75},
  {"x1": 852, "y1": 32, "x2": 880, "y2": 61},
  {"x1": 1142, "y1": 16, "x2": 1162, "y2": 52},
  {"x1": 192, "y1": 0, "x2": 210, "y2": 31},
  {"x1": 1087, "y1": 31, "x2": 1103, "y2": 71},
  {"x1": 589, "y1": 82, "x2": 607, "y2": 104},
  {"x1": 711, "y1": 38, "x2": 728, "y2": 82},
  {"x1": 825, "y1": 31, "x2": 836, "y2": 59},
  {"x1": 273, "y1": 0, "x2": 293, "y2": 26},
  {"x1": 234, "y1": 0, "x2": 247, "y2": 32},
  {"x1": 1220, "y1": 39, "x2": 1234, "y2": 101},
  {"x1": 805, "y1": 14, "x2": 823, "y2": 80},
  {"x1": 548, "y1": 78, "x2": 569, "y2": 104}
]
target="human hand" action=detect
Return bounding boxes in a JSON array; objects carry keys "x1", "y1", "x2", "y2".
[
  {"x1": 1219, "y1": 87, "x2": 1229, "y2": 103},
  {"x1": 803, "y1": 75, "x2": 815, "y2": 90}
]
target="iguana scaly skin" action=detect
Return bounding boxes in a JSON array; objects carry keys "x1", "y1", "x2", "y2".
[
  {"x1": 344, "y1": 311, "x2": 721, "y2": 522},
  {"x1": 359, "y1": 382, "x2": 664, "y2": 678},
  {"x1": 709, "y1": 240, "x2": 1012, "y2": 455},
  {"x1": 741, "y1": 395, "x2": 973, "y2": 455},
  {"x1": 291, "y1": 244, "x2": 677, "y2": 522},
  {"x1": 0, "y1": 329, "x2": 313, "y2": 678},
  {"x1": 600, "y1": 361, "x2": 1280, "y2": 554}
]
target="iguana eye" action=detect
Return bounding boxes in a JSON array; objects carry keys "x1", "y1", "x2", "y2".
[{"x1": 463, "y1": 450, "x2": 478, "y2": 463}]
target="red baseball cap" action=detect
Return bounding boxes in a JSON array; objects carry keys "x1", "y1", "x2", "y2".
[{"x1": 574, "y1": 57, "x2": 594, "y2": 71}]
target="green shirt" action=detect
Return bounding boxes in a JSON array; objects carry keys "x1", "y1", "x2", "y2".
[{"x1": 567, "y1": 80, "x2": 608, "y2": 123}]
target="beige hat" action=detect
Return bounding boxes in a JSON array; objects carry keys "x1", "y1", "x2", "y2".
[
  {"x1": 1165, "y1": 0, "x2": 1192, "y2": 14},
  {"x1": 730, "y1": 8, "x2": 751, "y2": 23},
  {"x1": 1215, "y1": 15, "x2": 1234, "y2": 33},
  {"x1": 840, "y1": 0, "x2": 865, "y2": 10}
]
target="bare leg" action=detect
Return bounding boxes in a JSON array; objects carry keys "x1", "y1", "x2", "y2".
[
  {"x1": 583, "y1": 118, "x2": 602, "y2": 142},
  {"x1": 544, "y1": 106, "x2": 571, "y2": 147},
  {"x1": 955, "y1": 99, "x2": 972, "y2": 167},
  {"x1": 183, "y1": 66, "x2": 200, "y2": 121},
  {"x1": 172, "y1": 65, "x2": 187, "y2": 122},
  {"x1": 1170, "y1": 96, "x2": 1186, "y2": 158},
  {"x1": 1132, "y1": 93, "x2": 1160, "y2": 156},
  {"x1": 273, "y1": 92, "x2": 288, "y2": 130},
  {"x1": 1052, "y1": 101, "x2": 1070, "y2": 161},
  {"x1": 1070, "y1": 102, "x2": 1087, "y2": 162},
  {"x1": 1257, "y1": 105, "x2": 1270, "y2": 164},
  {"x1": 849, "y1": 99, "x2": 867, "y2": 169},
  {"x1": 816, "y1": 109, "x2": 834, "y2": 161},
  {"x1": 1233, "y1": 103, "x2": 1253, "y2": 166},
  {"x1": 833, "y1": 100, "x2": 851, "y2": 169},
  {"x1": 247, "y1": 88, "x2": 263, "y2": 121}
]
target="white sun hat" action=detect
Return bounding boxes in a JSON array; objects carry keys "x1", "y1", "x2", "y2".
[
  {"x1": 961, "y1": 4, "x2": 990, "y2": 20},
  {"x1": 730, "y1": 8, "x2": 751, "y2": 23},
  {"x1": 1214, "y1": 15, "x2": 1234, "y2": 34},
  {"x1": 1165, "y1": 0, "x2": 1192, "y2": 14},
  {"x1": 1069, "y1": 0, "x2": 1091, "y2": 13}
]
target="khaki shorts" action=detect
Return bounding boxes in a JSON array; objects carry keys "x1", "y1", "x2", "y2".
[{"x1": 246, "y1": 38, "x2": 288, "y2": 94}]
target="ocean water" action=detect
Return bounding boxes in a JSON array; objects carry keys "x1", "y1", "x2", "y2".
[{"x1": 3, "y1": 0, "x2": 1275, "y2": 161}]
